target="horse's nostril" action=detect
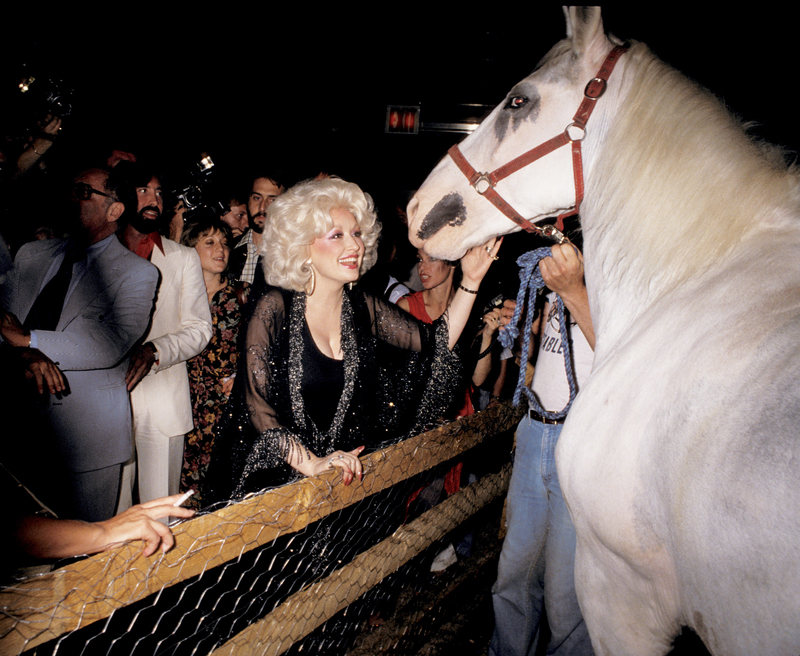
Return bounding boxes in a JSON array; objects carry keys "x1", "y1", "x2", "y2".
[{"x1": 406, "y1": 197, "x2": 419, "y2": 225}]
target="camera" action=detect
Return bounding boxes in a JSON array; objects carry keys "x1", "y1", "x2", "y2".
[
  {"x1": 171, "y1": 155, "x2": 229, "y2": 220},
  {"x1": 18, "y1": 76, "x2": 75, "y2": 119},
  {"x1": 484, "y1": 294, "x2": 505, "y2": 313},
  {"x1": 3, "y1": 74, "x2": 75, "y2": 144}
]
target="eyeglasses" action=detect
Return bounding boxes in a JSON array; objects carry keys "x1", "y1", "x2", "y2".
[{"x1": 71, "y1": 182, "x2": 119, "y2": 202}]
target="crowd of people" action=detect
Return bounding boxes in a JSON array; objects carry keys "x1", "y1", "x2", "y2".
[
  {"x1": 0, "y1": 129, "x2": 510, "y2": 555},
  {"x1": 1, "y1": 112, "x2": 599, "y2": 655}
]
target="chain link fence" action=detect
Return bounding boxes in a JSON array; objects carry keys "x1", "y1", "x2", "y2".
[{"x1": 1, "y1": 402, "x2": 522, "y2": 656}]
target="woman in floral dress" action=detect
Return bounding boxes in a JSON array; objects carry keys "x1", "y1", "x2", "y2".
[{"x1": 180, "y1": 214, "x2": 246, "y2": 508}]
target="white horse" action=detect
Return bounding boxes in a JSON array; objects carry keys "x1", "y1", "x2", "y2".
[{"x1": 408, "y1": 7, "x2": 800, "y2": 655}]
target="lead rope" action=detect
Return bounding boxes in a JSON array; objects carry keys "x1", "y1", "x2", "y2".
[{"x1": 498, "y1": 247, "x2": 578, "y2": 419}]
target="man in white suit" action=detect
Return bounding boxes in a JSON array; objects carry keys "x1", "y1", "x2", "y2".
[
  {"x1": 117, "y1": 163, "x2": 212, "y2": 508},
  {"x1": 1, "y1": 167, "x2": 159, "y2": 521}
]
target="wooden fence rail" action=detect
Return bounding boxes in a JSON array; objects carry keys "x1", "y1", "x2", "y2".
[{"x1": 0, "y1": 402, "x2": 522, "y2": 655}]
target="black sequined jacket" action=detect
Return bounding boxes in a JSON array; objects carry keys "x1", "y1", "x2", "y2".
[{"x1": 207, "y1": 285, "x2": 462, "y2": 500}]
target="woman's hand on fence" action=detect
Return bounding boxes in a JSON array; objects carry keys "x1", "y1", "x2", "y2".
[
  {"x1": 292, "y1": 446, "x2": 365, "y2": 485},
  {"x1": 322, "y1": 447, "x2": 365, "y2": 486},
  {"x1": 326, "y1": 447, "x2": 365, "y2": 486}
]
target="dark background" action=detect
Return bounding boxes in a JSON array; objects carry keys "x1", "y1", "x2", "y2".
[{"x1": 2, "y1": 7, "x2": 797, "y2": 236}]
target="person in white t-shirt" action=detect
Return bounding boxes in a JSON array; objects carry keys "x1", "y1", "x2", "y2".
[{"x1": 490, "y1": 241, "x2": 596, "y2": 656}]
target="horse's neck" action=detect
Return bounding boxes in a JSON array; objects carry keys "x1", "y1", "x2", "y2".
[
  {"x1": 582, "y1": 192, "x2": 800, "y2": 357},
  {"x1": 581, "y1": 233, "x2": 651, "y2": 352}
]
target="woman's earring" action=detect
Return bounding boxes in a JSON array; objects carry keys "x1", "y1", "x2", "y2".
[{"x1": 306, "y1": 263, "x2": 316, "y2": 296}]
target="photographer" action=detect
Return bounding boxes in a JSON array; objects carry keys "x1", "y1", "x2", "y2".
[
  {"x1": 13, "y1": 114, "x2": 62, "y2": 180},
  {"x1": 165, "y1": 155, "x2": 240, "y2": 244}
]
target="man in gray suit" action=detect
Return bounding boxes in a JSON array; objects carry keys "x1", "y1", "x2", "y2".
[{"x1": 0, "y1": 167, "x2": 159, "y2": 521}]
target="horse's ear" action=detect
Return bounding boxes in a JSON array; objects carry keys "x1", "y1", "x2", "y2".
[{"x1": 563, "y1": 6, "x2": 605, "y2": 55}]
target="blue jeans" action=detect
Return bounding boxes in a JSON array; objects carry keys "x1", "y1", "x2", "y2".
[{"x1": 489, "y1": 416, "x2": 593, "y2": 656}]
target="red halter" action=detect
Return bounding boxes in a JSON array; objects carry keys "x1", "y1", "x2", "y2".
[{"x1": 448, "y1": 44, "x2": 629, "y2": 242}]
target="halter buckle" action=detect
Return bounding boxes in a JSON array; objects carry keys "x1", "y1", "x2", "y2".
[
  {"x1": 584, "y1": 76, "x2": 607, "y2": 99},
  {"x1": 472, "y1": 173, "x2": 495, "y2": 195},
  {"x1": 539, "y1": 224, "x2": 567, "y2": 244}
]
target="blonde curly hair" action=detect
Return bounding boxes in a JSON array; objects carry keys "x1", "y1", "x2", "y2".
[{"x1": 259, "y1": 177, "x2": 381, "y2": 291}]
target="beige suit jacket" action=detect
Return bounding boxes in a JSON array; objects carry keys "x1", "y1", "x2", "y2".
[{"x1": 130, "y1": 238, "x2": 212, "y2": 436}]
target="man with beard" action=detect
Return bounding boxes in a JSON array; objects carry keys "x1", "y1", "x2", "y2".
[
  {"x1": 117, "y1": 163, "x2": 212, "y2": 509},
  {"x1": 229, "y1": 173, "x2": 284, "y2": 284},
  {"x1": 0, "y1": 166, "x2": 159, "y2": 520}
]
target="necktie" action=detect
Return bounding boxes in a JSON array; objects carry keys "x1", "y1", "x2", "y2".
[{"x1": 23, "y1": 244, "x2": 85, "y2": 332}]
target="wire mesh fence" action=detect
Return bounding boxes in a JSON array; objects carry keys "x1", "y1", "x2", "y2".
[{"x1": 1, "y1": 402, "x2": 523, "y2": 656}]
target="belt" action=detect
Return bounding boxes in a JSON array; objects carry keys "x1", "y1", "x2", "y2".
[{"x1": 528, "y1": 409, "x2": 566, "y2": 425}]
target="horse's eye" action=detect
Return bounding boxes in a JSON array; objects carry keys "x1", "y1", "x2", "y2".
[{"x1": 505, "y1": 96, "x2": 528, "y2": 109}]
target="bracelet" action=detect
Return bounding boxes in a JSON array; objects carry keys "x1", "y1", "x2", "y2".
[
  {"x1": 459, "y1": 284, "x2": 478, "y2": 295},
  {"x1": 477, "y1": 338, "x2": 495, "y2": 360}
]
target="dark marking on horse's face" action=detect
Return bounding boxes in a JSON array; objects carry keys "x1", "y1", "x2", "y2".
[
  {"x1": 417, "y1": 192, "x2": 467, "y2": 240},
  {"x1": 494, "y1": 82, "x2": 541, "y2": 142}
]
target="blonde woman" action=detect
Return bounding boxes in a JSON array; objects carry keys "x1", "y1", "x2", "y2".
[{"x1": 208, "y1": 177, "x2": 502, "y2": 500}]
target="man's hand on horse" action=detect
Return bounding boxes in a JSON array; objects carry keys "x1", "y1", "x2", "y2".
[{"x1": 539, "y1": 242, "x2": 586, "y2": 299}]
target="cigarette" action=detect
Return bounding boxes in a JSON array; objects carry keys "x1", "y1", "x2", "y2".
[{"x1": 173, "y1": 490, "x2": 194, "y2": 507}]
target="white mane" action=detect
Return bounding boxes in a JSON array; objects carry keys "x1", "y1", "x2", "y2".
[{"x1": 584, "y1": 41, "x2": 800, "y2": 295}]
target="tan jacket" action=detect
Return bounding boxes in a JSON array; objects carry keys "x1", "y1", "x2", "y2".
[{"x1": 130, "y1": 237, "x2": 212, "y2": 436}]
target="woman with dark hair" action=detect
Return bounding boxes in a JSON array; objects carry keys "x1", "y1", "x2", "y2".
[
  {"x1": 398, "y1": 249, "x2": 506, "y2": 418},
  {"x1": 179, "y1": 214, "x2": 245, "y2": 507},
  {"x1": 209, "y1": 177, "x2": 502, "y2": 500}
]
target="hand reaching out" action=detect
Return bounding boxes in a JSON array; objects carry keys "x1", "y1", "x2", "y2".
[
  {"x1": 459, "y1": 237, "x2": 503, "y2": 288},
  {"x1": 94, "y1": 494, "x2": 195, "y2": 556},
  {"x1": 14, "y1": 494, "x2": 195, "y2": 560}
]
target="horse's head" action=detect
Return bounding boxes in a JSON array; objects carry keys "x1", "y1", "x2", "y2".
[{"x1": 408, "y1": 7, "x2": 621, "y2": 260}]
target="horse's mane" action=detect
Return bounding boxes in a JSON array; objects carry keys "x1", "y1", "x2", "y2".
[{"x1": 585, "y1": 41, "x2": 800, "y2": 290}]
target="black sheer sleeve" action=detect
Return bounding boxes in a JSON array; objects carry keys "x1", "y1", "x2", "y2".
[
  {"x1": 360, "y1": 292, "x2": 463, "y2": 436},
  {"x1": 242, "y1": 289, "x2": 287, "y2": 436},
  {"x1": 209, "y1": 289, "x2": 309, "y2": 500}
]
